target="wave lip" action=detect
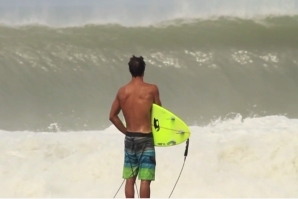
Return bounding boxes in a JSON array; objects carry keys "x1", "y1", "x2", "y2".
[{"x1": 1, "y1": 0, "x2": 298, "y2": 27}]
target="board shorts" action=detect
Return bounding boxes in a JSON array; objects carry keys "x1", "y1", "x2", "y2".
[{"x1": 123, "y1": 132, "x2": 156, "y2": 181}]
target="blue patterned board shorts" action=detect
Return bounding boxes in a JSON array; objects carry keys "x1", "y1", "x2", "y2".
[{"x1": 123, "y1": 132, "x2": 156, "y2": 181}]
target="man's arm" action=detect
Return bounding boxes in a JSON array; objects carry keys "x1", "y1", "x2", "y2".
[
  {"x1": 109, "y1": 94, "x2": 126, "y2": 135},
  {"x1": 152, "y1": 85, "x2": 162, "y2": 106}
]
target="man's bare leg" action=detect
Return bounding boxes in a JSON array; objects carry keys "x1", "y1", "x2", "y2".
[
  {"x1": 125, "y1": 176, "x2": 137, "y2": 198},
  {"x1": 140, "y1": 180, "x2": 151, "y2": 198}
]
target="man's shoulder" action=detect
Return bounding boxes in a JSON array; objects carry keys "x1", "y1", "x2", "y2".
[
  {"x1": 116, "y1": 85, "x2": 127, "y2": 96},
  {"x1": 118, "y1": 82, "x2": 131, "y2": 91},
  {"x1": 145, "y1": 83, "x2": 159, "y2": 89}
]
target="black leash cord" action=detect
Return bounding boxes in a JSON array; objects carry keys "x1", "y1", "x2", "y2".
[
  {"x1": 113, "y1": 179, "x2": 139, "y2": 198},
  {"x1": 113, "y1": 179, "x2": 124, "y2": 198},
  {"x1": 168, "y1": 138, "x2": 190, "y2": 198},
  {"x1": 114, "y1": 139, "x2": 147, "y2": 198}
]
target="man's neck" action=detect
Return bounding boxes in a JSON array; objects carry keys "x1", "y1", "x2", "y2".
[{"x1": 131, "y1": 76, "x2": 144, "y2": 83}]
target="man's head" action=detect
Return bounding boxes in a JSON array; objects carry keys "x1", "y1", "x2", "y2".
[{"x1": 128, "y1": 55, "x2": 146, "y2": 77}]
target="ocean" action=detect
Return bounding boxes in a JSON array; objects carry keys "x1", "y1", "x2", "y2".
[{"x1": 0, "y1": 0, "x2": 298, "y2": 197}]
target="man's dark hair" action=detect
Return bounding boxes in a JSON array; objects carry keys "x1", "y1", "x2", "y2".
[{"x1": 128, "y1": 55, "x2": 146, "y2": 77}]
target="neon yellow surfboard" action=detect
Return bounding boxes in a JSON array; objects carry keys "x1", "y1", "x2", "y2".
[{"x1": 151, "y1": 104, "x2": 191, "y2": 147}]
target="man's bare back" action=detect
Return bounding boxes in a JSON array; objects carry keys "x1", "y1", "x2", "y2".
[
  {"x1": 109, "y1": 77, "x2": 161, "y2": 134},
  {"x1": 118, "y1": 78, "x2": 161, "y2": 133}
]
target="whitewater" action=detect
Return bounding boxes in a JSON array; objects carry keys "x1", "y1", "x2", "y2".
[
  {"x1": 1, "y1": 115, "x2": 298, "y2": 197},
  {"x1": 1, "y1": 0, "x2": 298, "y2": 197}
]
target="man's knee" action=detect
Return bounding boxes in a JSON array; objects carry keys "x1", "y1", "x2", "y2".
[
  {"x1": 126, "y1": 176, "x2": 137, "y2": 184},
  {"x1": 140, "y1": 180, "x2": 151, "y2": 186}
]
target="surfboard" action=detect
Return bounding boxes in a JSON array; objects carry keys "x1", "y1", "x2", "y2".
[{"x1": 151, "y1": 104, "x2": 190, "y2": 147}]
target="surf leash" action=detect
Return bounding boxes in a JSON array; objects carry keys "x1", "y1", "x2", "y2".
[
  {"x1": 114, "y1": 138, "x2": 150, "y2": 198},
  {"x1": 113, "y1": 147, "x2": 140, "y2": 199},
  {"x1": 113, "y1": 178, "x2": 139, "y2": 198},
  {"x1": 113, "y1": 179, "x2": 124, "y2": 198},
  {"x1": 168, "y1": 138, "x2": 190, "y2": 198}
]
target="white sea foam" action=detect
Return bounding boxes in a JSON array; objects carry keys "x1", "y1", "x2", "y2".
[
  {"x1": 0, "y1": 115, "x2": 298, "y2": 197},
  {"x1": 0, "y1": 0, "x2": 298, "y2": 27}
]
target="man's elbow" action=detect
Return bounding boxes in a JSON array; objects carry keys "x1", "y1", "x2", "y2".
[{"x1": 109, "y1": 115, "x2": 116, "y2": 122}]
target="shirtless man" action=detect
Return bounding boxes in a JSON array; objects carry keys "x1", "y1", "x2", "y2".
[{"x1": 109, "y1": 55, "x2": 162, "y2": 198}]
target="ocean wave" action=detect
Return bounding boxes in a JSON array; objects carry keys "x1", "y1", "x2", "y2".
[{"x1": 0, "y1": 15, "x2": 298, "y2": 131}]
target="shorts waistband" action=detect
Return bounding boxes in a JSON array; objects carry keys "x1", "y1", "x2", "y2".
[{"x1": 126, "y1": 132, "x2": 153, "y2": 137}]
